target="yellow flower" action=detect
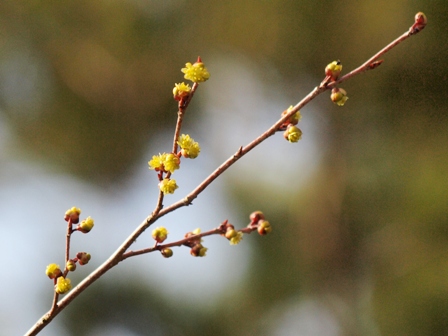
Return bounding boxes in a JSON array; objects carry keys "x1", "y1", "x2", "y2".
[
  {"x1": 177, "y1": 134, "x2": 201, "y2": 159},
  {"x1": 55, "y1": 277, "x2": 72, "y2": 294},
  {"x1": 158, "y1": 178, "x2": 178, "y2": 194},
  {"x1": 230, "y1": 232, "x2": 243, "y2": 245},
  {"x1": 325, "y1": 60, "x2": 342, "y2": 81},
  {"x1": 64, "y1": 206, "x2": 81, "y2": 224},
  {"x1": 46, "y1": 263, "x2": 62, "y2": 279},
  {"x1": 181, "y1": 59, "x2": 210, "y2": 83},
  {"x1": 190, "y1": 243, "x2": 208, "y2": 257},
  {"x1": 78, "y1": 216, "x2": 94, "y2": 233},
  {"x1": 148, "y1": 153, "x2": 166, "y2": 171},
  {"x1": 152, "y1": 226, "x2": 169, "y2": 243},
  {"x1": 257, "y1": 220, "x2": 272, "y2": 235},
  {"x1": 163, "y1": 153, "x2": 180, "y2": 173},
  {"x1": 331, "y1": 88, "x2": 349, "y2": 106},
  {"x1": 284, "y1": 125, "x2": 302, "y2": 143},
  {"x1": 173, "y1": 82, "x2": 191, "y2": 101}
]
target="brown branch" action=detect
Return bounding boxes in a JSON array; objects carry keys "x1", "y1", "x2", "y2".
[{"x1": 25, "y1": 14, "x2": 426, "y2": 336}]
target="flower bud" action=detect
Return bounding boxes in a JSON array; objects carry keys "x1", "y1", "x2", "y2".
[
  {"x1": 64, "y1": 207, "x2": 81, "y2": 224},
  {"x1": 330, "y1": 88, "x2": 349, "y2": 106},
  {"x1": 325, "y1": 60, "x2": 342, "y2": 81},
  {"x1": 410, "y1": 12, "x2": 427, "y2": 34},
  {"x1": 283, "y1": 125, "x2": 303, "y2": 143},
  {"x1": 76, "y1": 252, "x2": 91, "y2": 265},
  {"x1": 249, "y1": 211, "x2": 265, "y2": 224},
  {"x1": 161, "y1": 248, "x2": 173, "y2": 258},
  {"x1": 190, "y1": 243, "x2": 208, "y2": 257},
  {"x1": 78, "y1": 216, "x2": 94, "y2": 233},
  {"x1": 257, "y1": 220, "x2": 272, "y2": 235},
  {"x1": 66, "y1": 260, "x2": 77, "y2": 272}
]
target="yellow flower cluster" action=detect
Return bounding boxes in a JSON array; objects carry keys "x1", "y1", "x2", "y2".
[
  {"x1": 55, "y1": 277, "x2": 72, "y2": 294},
  {"x1": 158, "y1": 178, "x2": 178, "y2": 195},
  {"x1": 148, "y1": 153, "x2": 180, "y2": 173},
  {"x1": 152, "y1": 226, "x2": 169, "y2": 243},
  {"x1": 173, "y1": 82, "x2": 191, "y2": 101},
  {"x1": 177, "y1": 134, "x2": 201, "y2": 159},
  {"x1": 181, "y1": 61, "x2": 210, "y2": 83}
]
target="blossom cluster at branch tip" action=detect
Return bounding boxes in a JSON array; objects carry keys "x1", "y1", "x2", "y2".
[
  {"x1": 152, "y1": 226, "x2": 169, "y2": 243},
  {"x1": 148, "y1": 153, "x2": 180, "y2": 173},
  {"x1": 158, "y1": 178, "x2": 178, "y2": 194},
  {"x1": 46, "y1": 263, "x2": 62, "y2": 279},
  {"x1": 325, "y1": 60, "x2": 342, "y2": 81},
  {"x1": 78, "y1": 216, "x2": 94, "y2": 233},
  {"x1": 55, "y1": 276, "x2": 72, "y2": 294},
  {"x1": 331, "y1": 87, "x2": 349, "y2": 106},
  {"x1": 284, "y1": 125, "x2": 302, "y2": 143},
  {"x1": 173, "y1": 82, "x2": 191, "y2": 101},
  {"x1": 64, "y1": 206, "x2": 81, "y2": 224},
  {"x1": 177, "y1": 134, "x2": 201, "y2": 158},
  {"x1": 181, "y1": 57, "x2": 210, "y2": 83}
]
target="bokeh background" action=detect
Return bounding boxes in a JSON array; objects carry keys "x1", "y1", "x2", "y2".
[{"x1": 1, "y1": 1, "x2": 447, "y2": 335}]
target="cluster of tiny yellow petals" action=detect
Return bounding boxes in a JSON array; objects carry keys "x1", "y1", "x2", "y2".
[
  {"x1": 65, "y1": 207, "x2": 81, "y2": 223},
  {"x1": 173, "y1": 82, "x2": 191, "y2": 100},
  {"x1": 192, "y1": 228, "x2": 201, "y2": 235},
  {"x1": 325, "y1": 60, "x2": 342, "y2": 80},
  {"x1": 164, "y1": 153, "x2": 180, "y2": 173},
  {"x1": 55, "y1": 277, "x2": 72, "y2": 294},
  {"x1": 191, "y1": 243, "x2": 208, "y2": 257},
  {"x1": 159, "y1": 178, "x2": 178, "y2": 194},
  {"x1": 181, "y1": 62, "x2": 210, "y2": 83},
  {"x1": 285, "y1": 125, "x2": 302, "y2": 143},
  {"x1": 148, "y1": 154, "x2": 165, "y2": 171},
  {"x1": 177, "y1": 134, "x2": 200, "y2": 159},
  {"x1": 46, "y1": 263, "x2": 62, "y2": 279},
  {"x1": 230, "y1": 231, "x2": 244, "y2": 245},
  {"x1": 148, "y1": 153, "x2": 180, "y2": 173},
  {"x1": 79, "y1": 216, "x2": 94, "y2": 233},
  {"x1": 152, "y1": 226, "x2": 169, "y2": 243}
]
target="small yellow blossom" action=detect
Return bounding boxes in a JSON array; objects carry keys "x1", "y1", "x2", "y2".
[
  {"x1": 230, "y1": 231, "x2": 243, "y2": 245},
  {"x1": 55, "y1": 277, "x2": 72, "y2": 294},
  {"x1": 177, "y1": 134, "x2": 201, "y2": 159},
  {"x1": 64, "y1": 207, "x2": 81, "y2": 224},
  {"x1": 325, "y1": 60, "x2": 342, "y2": 81},
  {"x1": 284, "y1": 125, "x2": 302, "y2": 143},
  {"x1": 148, "y1": 153, "x2": 166, "y2": 171},
  {"x1": 159, "y1": 178, "x2": 178, "y2": 194},
  {"x1": 331, "y1": 88, "x2": 349, "y2": 106},
  {"x1": 78, "y1": 216, "x2": 94, "y2": 233},
  {"x1": 192, "y1": 228, "x2": 201, "y2": 235},
  {"x1": 173, "y1": 82, "x2": 191, "y2": 101},
  {"x1": 163, "y1": 153, "x2": 180, "y2": 173},
  {"x1": 152, "y1": 226, "x2": 169, "y2": 243},
  {"x1": 181, "y1": 59, "x2": 210, "y2": 83},
  {"x1": 46, "y1": 263, "x2": 62, "y2": 279}
]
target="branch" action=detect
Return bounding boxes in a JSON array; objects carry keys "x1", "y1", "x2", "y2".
[{"x1": 25, "y1": 13, "x2": 426, "y2": 336}]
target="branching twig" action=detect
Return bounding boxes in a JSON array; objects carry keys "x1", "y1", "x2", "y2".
[{"x1": 25, "y1": 13, "x2": 426, "y2": 336}]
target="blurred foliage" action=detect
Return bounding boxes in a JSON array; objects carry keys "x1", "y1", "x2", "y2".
[{"x1": 2, "y1": 0, "x2": 448, "y2": 335}]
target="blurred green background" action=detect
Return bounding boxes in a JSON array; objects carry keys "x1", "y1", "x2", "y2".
[{"x1": 1, "y1": 0, "x2": 447, "y2": 335}]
